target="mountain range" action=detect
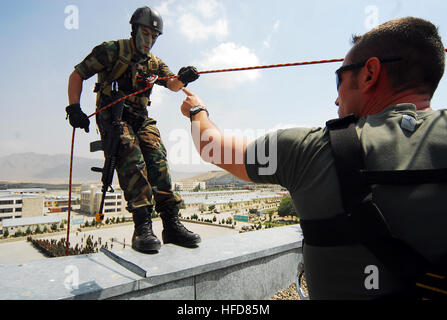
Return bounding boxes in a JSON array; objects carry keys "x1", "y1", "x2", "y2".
[
  {"x1": 0, "y1": 153, "x2": 247, "y2": 185},
  {"x1": 0, "y1": 153, "x2": 203, "y2": 183}
]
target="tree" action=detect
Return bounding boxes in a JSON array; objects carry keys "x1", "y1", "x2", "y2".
[
  {"x1": 278, "y1": 196, "x2": 296, "y2": 217},
  {"x1": 3, "y1": 229, "x2": 9, "y2": 238}
]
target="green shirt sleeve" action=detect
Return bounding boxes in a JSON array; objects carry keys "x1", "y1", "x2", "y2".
[
  {"x1": 154, "y1": 56, "x2": 175, "y2": 88},
  {"x1": 74, "y1": 41, "x2": 119, "y2": 80},
  {"x1": 244, "y1": 127, "x2": 330, "y2": 193}
]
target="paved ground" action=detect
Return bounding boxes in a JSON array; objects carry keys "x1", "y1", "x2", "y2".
[{"x1": 0, "y1": 220, "x2": 239, "y2": 265}]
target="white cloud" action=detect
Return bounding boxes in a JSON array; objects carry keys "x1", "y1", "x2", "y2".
[
  {"x1": 273, "y1": 20, "x2": 280, "y2": 31},
  {"x1": 149, "y1": 84, "x2": 167, "y2": 107},
  {"x1": 154, "y1": 0, "x2": 178, "y2": 27},
  {"x1": 197, "y1": 42, "x2": 261, "y2": 89},
  {"x1": 178, "y1": 13, "x2": 228, "y2": 42},
  {"x1": 263, "y1": 19, "x2": 281, "y2": 48},
  {"x1": 195, "y1": 0, "x2": 221, "y2": 18}
]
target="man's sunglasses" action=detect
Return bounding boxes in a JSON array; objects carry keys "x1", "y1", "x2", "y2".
[{"x1": 335, "y1": 57, "x2": 402, "y2": 90}]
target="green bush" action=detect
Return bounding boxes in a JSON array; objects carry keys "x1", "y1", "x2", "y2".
[{"x1": 278, "y1": 196, "x2": 297, "y2": 217}]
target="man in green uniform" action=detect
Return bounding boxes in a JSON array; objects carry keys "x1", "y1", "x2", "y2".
[
  {"x1": 180, "y1": 17, "x2": 447, "y2": 299},
  {"x1": 66, "y1": 6, "x2": 201, "y2": 253}
]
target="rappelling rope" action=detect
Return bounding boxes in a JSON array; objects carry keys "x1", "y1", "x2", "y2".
[{"x1": 65, "y1": 51, "x2": 447, "y2": 251}]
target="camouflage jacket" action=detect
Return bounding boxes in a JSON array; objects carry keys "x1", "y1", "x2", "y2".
[{"x1": 75, "y1": 38, "x2": 175, "y2": 109}]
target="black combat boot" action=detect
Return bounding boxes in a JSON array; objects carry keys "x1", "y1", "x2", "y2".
[
  {"x1": 160, "y1": 208, "x2": 201, "y2": 247},
  {"x1": 131, "y1": 206, "x2": 161, "y2": 253}
]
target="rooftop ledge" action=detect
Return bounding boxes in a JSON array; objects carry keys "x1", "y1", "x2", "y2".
[{"x1": 0, "y1": 225, "x2": 303, "y2": 300}]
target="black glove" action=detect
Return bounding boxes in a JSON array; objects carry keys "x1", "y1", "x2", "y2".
[
  {"x1": 66, "y1": 103, "x2": 90, "y2": 133},
  {"x1": 178, "y1": 66, "x2": 199, "y2": 86}
]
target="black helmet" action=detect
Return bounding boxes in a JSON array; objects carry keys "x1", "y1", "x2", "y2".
[{"x1": 130, "y1": 6, "x2": 163, "y2": 35}]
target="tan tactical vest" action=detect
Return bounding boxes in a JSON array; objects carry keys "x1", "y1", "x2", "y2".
[{"x1": 95, "y1": 39, "x2": 159, "y2": 107}]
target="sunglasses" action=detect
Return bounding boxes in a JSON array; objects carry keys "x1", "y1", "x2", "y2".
[{"x1": 335, "y1": 57, "x2": 402, "y2": 90}]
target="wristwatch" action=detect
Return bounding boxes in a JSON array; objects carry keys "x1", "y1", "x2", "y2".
[{"x1": 189, "y1": 105, "x2": 209, "y2": 120}]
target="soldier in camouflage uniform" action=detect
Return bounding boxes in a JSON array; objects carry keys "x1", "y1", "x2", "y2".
[{"x1": 66, "y1": 7, "x2": 201, "y2": 253}]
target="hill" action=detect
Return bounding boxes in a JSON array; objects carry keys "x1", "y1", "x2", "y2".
[
  {"x1": 0, "y1": 153, "x2": 201, "y2": 184},
  {"x1": 181, "y1": 170, "x2": 252, "y2": 186}
]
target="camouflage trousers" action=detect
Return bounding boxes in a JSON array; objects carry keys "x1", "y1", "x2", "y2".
[{"x1": 96, "y1": 107, "x2": 182, "y2": 213}]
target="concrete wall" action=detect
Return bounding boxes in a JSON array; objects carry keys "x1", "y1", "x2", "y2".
[
  {"x1": 22, "y1": 197, "x2": 44, "y2": 218},
  {"x1": 0, "y1": 225, "x2": 303, "y2": 300}
]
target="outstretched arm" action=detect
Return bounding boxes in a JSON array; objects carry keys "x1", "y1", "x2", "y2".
[
  {"x1": 68, "y1": 70, "x2": 83, "y2": 105},
  {"x1": 180, "y1": 88, "x2": 252, "y2": 182}
]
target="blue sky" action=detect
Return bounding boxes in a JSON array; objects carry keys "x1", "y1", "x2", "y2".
[{"x1": 0, "y1": 0, "x2": 446, "y2": 173}]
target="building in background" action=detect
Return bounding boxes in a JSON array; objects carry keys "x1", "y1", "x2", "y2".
[
  {"x1": 0, "y1": 193, "x2": 44, "y2": 221},
  {"x1": 44, "y1": 196, "x2": 78, "y2": 214},
  {"x1": 174, "y1": 181, "x2": 206, "y2": 192},
  {"x1": 80, "y1": 185, "x2": 126, "y2": 216},
  {"x1": 180, "y1": 190, "x2": 283, "y2": 214},
  {"x1": 4, "y1": 188, "x2": 47, "y2": 195},
  {"x1": 2, "y1": 215, "x2": 60, "y2": 236}
]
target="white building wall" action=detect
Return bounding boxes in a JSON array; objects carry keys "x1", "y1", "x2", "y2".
[
  {"x1": 0, "y1": 197, "x2": 22, "y2": 221},
  {"x1": 22, "y1": 197, "x2": 44, "y2": 218},
  {"x1": 80, "y1": 185, "x2": 125, "y2": 216}
]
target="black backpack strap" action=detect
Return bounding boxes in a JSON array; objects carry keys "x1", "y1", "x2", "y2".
[
  {"x1": 326, "y1": 114, "x2": 370, "y2": 210},
  {"x1": 362, "y1": 168, "x2": 447, "y2": 184},
  {"x1": 301, "y1": 114, "x2": 431, "y2": 281}
]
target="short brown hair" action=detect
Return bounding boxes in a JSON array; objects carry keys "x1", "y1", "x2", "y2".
[{"x1": 350, "y1": 17, "x2": 445, "y2": 97}]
